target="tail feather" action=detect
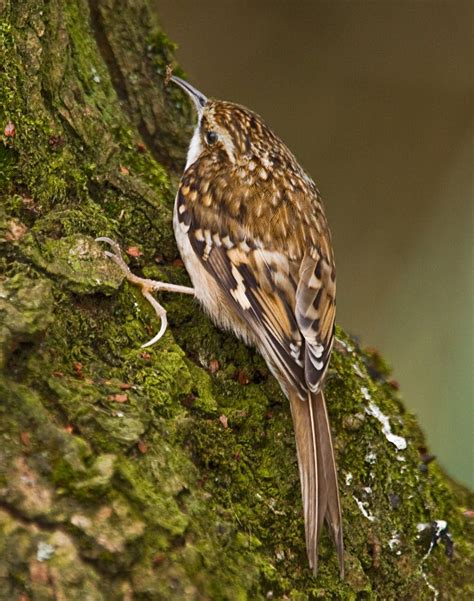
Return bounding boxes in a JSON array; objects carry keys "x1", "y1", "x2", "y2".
[
  {"x1": 289, "y1": 389, "x2": 344, "y2": 577},
  {"x1": 313, "y1": 391, "x2": 344, "y2": 576}
]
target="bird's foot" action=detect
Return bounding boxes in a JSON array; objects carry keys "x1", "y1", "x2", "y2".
[{"x1": 96, "y1": 237, "x2": 194, "y2": 348}]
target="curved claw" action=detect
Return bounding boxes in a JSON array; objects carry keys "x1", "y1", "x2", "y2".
[
  {"x1": 95, "y1": 237, "x2": 133, "y2": 278},
  {"x1": 140, "y1": 289, "x2": 168, "y2": 347},
  {"x1": 95, "y1": 237, "x2": 123, "y2": 257}
]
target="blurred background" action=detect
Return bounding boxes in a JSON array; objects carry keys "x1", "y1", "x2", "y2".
[{"x1": 156, "y1": 1, "x2": 473, "y2": 488}]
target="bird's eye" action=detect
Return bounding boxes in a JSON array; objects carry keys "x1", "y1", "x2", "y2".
[{"x1": 205, "y1": 131, "x2": 218, "y2": 145}]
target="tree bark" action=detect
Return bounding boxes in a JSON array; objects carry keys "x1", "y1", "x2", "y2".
[{"x1": 0, "y1": 1, "x2": 472, "y2": 599}]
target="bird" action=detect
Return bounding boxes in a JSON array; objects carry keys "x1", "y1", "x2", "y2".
[{"x1": 98, "y1": 76, "x2": 344, "y2": 577}]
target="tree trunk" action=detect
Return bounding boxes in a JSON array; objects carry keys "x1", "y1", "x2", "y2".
[{"x1": 0, "y1": 1, "x2": 472, "y2": 599}]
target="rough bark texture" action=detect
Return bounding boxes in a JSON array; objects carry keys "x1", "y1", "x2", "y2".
[{"x1": 0, "y1": 1, "x2": 472, "y2": 599}]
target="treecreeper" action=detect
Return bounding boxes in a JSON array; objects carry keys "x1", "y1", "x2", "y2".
[{"x1": 98, "y1": 76, "x2": 344, "y2": 576}]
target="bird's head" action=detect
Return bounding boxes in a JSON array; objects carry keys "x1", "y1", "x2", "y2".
[{"x1": 171, "y1": 76, "x2": 286, "y2": 171}]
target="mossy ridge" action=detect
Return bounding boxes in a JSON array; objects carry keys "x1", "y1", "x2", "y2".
[{"x1": 1, "y1": 0, "x2": 473, "y2": 599}]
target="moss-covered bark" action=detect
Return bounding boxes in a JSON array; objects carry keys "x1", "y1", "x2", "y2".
[{"x1": 0, "y1": 1, "x2": 472, "y2": 599}]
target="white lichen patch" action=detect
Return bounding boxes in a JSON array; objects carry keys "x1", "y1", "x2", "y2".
[
  {"x1": 418, "y1": 520, "x2": 448, "y2": 558},
  {"x1": 420, "y1": 569, "x2": 439, "y2": 600},
  {"x1": 345, "y1": 472, "x2": 353, "y2": 486},
  {"x1": 365, "y1": 401, "x2": 407, "y2": 450},
  {"x1": 37, "y1": 540, "x2": 55, "y2": 562},
  {"x1": 360, "y1": 386, "x2": 371, "y2": 401},
  {"x1": 335, "y1": 337, "x2": 353, "y2": 353},
  {"x1": 353, "y1": 495, "x2": 375, "y2": 521},
  {"x1": 420, "y1": 519, "x2": 442, "y2": 533},
  {"x1": 388, "y1": 532, "x2": 402, "y2": 555},
  {"x1": 91, "y1": 66, "x2": 101, "y2": 83},
  {"x1": 352, "y1": 362, "x2": 366, "y2": 378},
  {"x1": 365, "y1": 451, "x2": 377, "y2": 464}
]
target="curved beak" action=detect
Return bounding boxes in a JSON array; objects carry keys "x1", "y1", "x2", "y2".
[{"x1": 170, "y1": 76, "x2": 207, "y2": 114}]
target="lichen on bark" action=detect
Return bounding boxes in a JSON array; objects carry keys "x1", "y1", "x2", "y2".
[{"x1": 1, "y1": 1, "x2": 472, "y2": 599}]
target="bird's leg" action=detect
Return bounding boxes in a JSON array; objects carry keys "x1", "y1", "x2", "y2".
[{"x1": 96, "y1": 237, "x2": 194, "y2": 348}]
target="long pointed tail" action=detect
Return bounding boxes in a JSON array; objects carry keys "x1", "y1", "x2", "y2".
[{"x1": 289, "y1": 389, "x2": 344, "y2": 576}]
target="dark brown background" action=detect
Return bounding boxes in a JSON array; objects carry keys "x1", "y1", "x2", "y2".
[{"x1": 156, "y1": 0, "x2": 473, "y2": 487}]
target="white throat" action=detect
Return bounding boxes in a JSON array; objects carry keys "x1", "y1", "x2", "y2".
[{"x1": 185, "y1": 123, "x2": 203, "y2": 169}]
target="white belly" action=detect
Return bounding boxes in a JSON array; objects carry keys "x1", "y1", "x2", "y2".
[{"x1": 173, "y1": 198, "x2": 227, "y2": 320}]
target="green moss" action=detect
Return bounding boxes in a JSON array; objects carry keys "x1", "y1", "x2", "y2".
[{"x1": 0, "y1": 274, "x2": 54, "y2": 368}]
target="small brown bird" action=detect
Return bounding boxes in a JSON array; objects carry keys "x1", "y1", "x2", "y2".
[{"x1": 99, "y1": 77, "x2": 343, "y2": 576}]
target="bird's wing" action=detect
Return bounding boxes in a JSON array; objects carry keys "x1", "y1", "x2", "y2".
[
  {"x1": 295, "y1": 246, "x2": 336, "y2": 392},
  {"x1": 176, "y1": 182, "x2": 335, "y2": 397}
]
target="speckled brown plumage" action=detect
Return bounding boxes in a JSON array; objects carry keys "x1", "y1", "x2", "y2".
[
  {"x1": 170, "y1": 77, "x2": 344, "y2": 577},
  {"x1": 176, "y1": 96, "x2": 336, "y2": 399}
]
